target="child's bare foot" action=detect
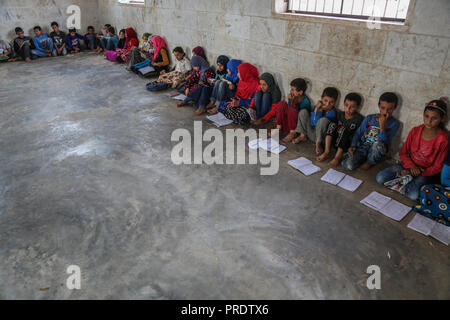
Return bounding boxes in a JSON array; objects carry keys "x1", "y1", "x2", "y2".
[
  {"x1": 194, "y1": 108, "x2": 206, "y2": 116},
  {"x1": 205, "y1": 101, "x2": 215, "y2": 110},
  {"x1": 207, "y1": 106, "x2": 218, "y2": 115},
  {"x1": 359, "y1": 161, "x2": 373, "y2": 171},
  {"x1": 177, "y1": 101, "x2": 188, "y2": 108},
  {"x1": 25, "y1": 58, "x2": 31, "y2": 63},
  {"x1": 316, "y1": 151, "x2": 330, "y2": 162},
  {"x1": 282, "y1": 131, "x2": 296, "y2": 143},
  {"x1": 292, "y1": 134, "x2": 306, "y2": 144},
  {"x1": 315, "y1": 142, "x2": 323, "y2": 156},
  {"x1": 328, "y1": 157, "x2": 340, "y2": 167}
]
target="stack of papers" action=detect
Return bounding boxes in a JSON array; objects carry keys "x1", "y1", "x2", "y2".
[
  {"x1": 288, "y1": 157, "x2": 321, "y2": 176},
  {"x1": 408, "y1": 214, "x2": 450, "y2": 245},
  {"x1": 206, "y1": 113, "x2": 234, "y2": 127},
  {"x1": 139, "y1": 66, "x2": 155, "y2": 75},
  {"x1": 321, "y1": 169, "x2": 363, "y2": 192},
  {"x1": 360, "y1": 192, "x2": 411, "y2": 221},
  {"x1": 173, "y1": 94, "x2": 187, "y2": 101},
  {"x1": 248, "y1": 139, "x2": 286, "y2": 155}
]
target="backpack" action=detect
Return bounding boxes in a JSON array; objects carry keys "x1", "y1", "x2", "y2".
[
  {"x1": 105, "y1": 50, "x2": 118, "y2": 62},
  {"x1": 146, "y1": 81, "x2": 169, "y2": 92}
]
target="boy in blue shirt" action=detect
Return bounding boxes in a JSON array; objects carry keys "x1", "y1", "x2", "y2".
[
  {"x1": 67, "y1": 28, "x2": 87, "y2": 53},
  {"x1": 293, "y1": 87, "x2": 339, "y2": 156},
  {"x1": 342, "y1": 92, "x2": 400, "y2": 171},
  {"x1": 33, "y1": 26, "x2": 55, "y2": 57}
]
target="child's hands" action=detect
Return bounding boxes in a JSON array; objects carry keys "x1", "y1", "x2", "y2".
[
  {"x1": 409, "y1": 166, "x2": 422, "y2": 177},
  {"x1": 198, "y1": 81, "x2": 205, "y2": 85},
  {"x1": 229, "y1": 83, "x2": 235, "y2": 90},
  {"x1": 348, "y1": 146, "x2": 356, "y2": 156},
  {"x1": 228, "y1": 99, "x2": 240, "y2": 107},
  {"x1": 315, "y1": 100, "x2": 323, "y2": 112},
  {"x1": 185, "y1": 88, "x2": 190, "y2": 96},
  {"x1": 377, "y1": 113, "x2": 389, "y2": 130}
]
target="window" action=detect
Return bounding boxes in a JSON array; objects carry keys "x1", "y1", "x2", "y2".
[
  {"x1": 286, "y1": 0, "x2": 411, "y2": 23},
  {"x1": 118, "y1": 0, "x2": 145, "y2": 5}
]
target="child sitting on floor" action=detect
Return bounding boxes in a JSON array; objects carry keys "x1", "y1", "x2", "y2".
[
  {"x1": 0, "y1": 38, "x2": 14, "y2": 62},
  {"x1": 157, "y1": 47, "x2": 191, "y2": 88},
  {"x1": 206, "y1": 59, "x2": 242, "y2": 115},
  {"x1": 293, "y1": 87, "x2": 339, "y2": 156},
  {"x1": 276, "y1": 78, "x2": 312, "y2": 143},
  {"x1": 85, "y1": 26, "x2": 100, "y2": 51},
  {"x1": 13, "y1": 27, "x2": 35, "y2": 62},
  {"x1": 376, "y1": 98, "x2": 448, "y2": 201},
  {"x1": 342, "y1": 92, "x2": 400, "y2": 171},
  {"x1": 317, "y1": 92, "x2": 364, "y2": 166},
  {"x1": 33, "y1": 26, "x2": 55, "y2": 57},
  {"x1": 96, "y1": 26, "x2": 118, "y2": 53},
  {"x1": 50, "y1": 22, "x2": 68, "y2": 56},
  {"x1": 67, "y1": 28, "x2": 87, "y2": 53},
  {"x1": 249, "y1": 72, "x2": 282, "y2": 125}
]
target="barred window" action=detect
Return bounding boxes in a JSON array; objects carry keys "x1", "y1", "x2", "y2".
[{"x1": 286, "y1": 0, "x2": 411, "y2": 23}]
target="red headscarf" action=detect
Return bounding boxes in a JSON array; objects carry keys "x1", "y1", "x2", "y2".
[
  {"x1": 192, "y1": 46, "x2": 207, "y2": 61},
  {"x1": 152, "y1": 36, "x2": 167, "y2": 61},
  {"x1": 124, "y1": 27, "x2": 138, "y2": 50},
  {"x1": 236, "y1": 63, "x2": 259, "y2": 100}
]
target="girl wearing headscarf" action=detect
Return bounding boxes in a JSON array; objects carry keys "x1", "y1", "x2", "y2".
[
  {"x1": 116, "y1": 27, "x2": 139, "y2": 63},
  {"x1": 218, "y1": 63, "x2": 260, "y2": 125},
  {"x1": 249, "y1": 72, "x2": 282, "y2": 125},
  {"x1": 192, "y1": 46, "x2": 207, "y2": 62},
  {"x1": 206, "y1": 59, "x2": 242, "y2": 115},
  {"x1": 126, "y1": 32, "x2": 153, "y2": 70},
  {"x1": 149, "y1": 36, "x2": 170, "y2": 75},
  {"x1": 177, "y1": 56, "x2": 215, "y2": 115},
  {"x1": 157, "y1": 46, "x2": 191, "y2": 88}
]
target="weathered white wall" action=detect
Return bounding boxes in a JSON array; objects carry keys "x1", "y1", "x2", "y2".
[
  {"x1": 2, "y1": 0, "x2": 449, "y2": 156},
  {"x1": 0, "y1": 0, "x2": 99, "y2": 43}
]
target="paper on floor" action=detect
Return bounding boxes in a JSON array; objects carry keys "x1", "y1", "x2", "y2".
[
  {"x1": 361, "y1": 192, "x2": 411, "y2": 222},
  {"x1": 408, "y1": 214, "x2": 450, "y2": 245},
  {"x1": 206, "y1": 113, "x2": 234, "y2": 127},
  {"x1": 321, "y1": 169, "x2": 346, "y2": 185},
  {"x1": 173, "y1": 94, "x2": 187, "y2": 101},
  {"x1": 361, "y1": 191, "x2": 392, "y2": 211},
  {"x1": 288, "y1": 157, "x2": 321, "y2": 176}
]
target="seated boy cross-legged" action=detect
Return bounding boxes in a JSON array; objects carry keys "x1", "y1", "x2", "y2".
[
  {"x1": 342, "y1": 92, "x2": 400, "y2": 171},
  {"x1": 293, "y1": 87, "x2": 339, "y2": 156},
  {"x1": 317, "y1": 92, "x2": 364, "y2": 166}
]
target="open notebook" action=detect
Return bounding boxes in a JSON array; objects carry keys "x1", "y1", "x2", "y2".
[
  {"x1": 321, "y1": 169, "x2": 363, "y2": 192},
  {"x1": 288, "y1": 157, "x2": 321, "y2": 176},
  {"x1": 248, "y1": 139, "x2": 286, "y2": 155},
  {"x1": 206, "y1": 113, "x2": 234, "y2": 127},
  {"x1": 139, "y1": 66, "x2": 155, "y2": 75},
  {"x1": 360, "y1": 191, "x2": 412, "y2": 222},
  {"x1": 408, "y1": 214, "x2": 450, "y2": 245}
]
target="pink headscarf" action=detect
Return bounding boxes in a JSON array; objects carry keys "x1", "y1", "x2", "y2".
[{"x1": 152, "y1": 36, "x2": 167, "y2": 61}]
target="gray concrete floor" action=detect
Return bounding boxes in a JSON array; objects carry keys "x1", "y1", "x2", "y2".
[{"x1": 0, "y1": 53, "x2": 448, "y2": 299}]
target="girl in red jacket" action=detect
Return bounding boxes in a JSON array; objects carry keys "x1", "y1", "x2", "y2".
[{"x1": 376, "y1": 98, "x2": 448, "y2": 201}]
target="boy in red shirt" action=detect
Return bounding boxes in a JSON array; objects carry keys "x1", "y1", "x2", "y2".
[{"x1": 376, "y1": 99, "x2": 448, "y2": 200}]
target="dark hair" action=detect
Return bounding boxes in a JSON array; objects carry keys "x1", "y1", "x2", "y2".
[
  {"x1": 69, "y1": 28, "x2": 76, "y2": 33},
  {"x1": 15, "y1": 27, "x2": 23, "y2": 33},
  {"x1": 322, "y1": 87, "x2": 339, "y2": 100},
  {"x1": 379, "y1": 92, "x2": 398, "y2": 108},
  {"x1": 425, "y1": 99, "x2": 448, "y2": 119},
  {"x1": 119, "y1": 29, "x2": 126, "y2": 34},
  {"x1": 173, "y1": 46, "x2": 185, "y2": 54},
  {"x1": 104, "y1": 24, "x2": 112, "y2": 28},
  {"x1": 87, "y1": 26, "x2": 94, "y2": 30},
  {"x1": 345, "y1": 92, "x2": 362, "y2": 106},
  {"x1": 51, "y1": 21, "x2": 59, "y2": 27},
  {"x1": 33, "y1": 26, "x2": 42, "y2": 31},
  {"x1": 107, "y1": 26, "x2": 115, "y2": 34},
  {"x1": 290, "y1": 78, "x2": 307, "y2": 93}
]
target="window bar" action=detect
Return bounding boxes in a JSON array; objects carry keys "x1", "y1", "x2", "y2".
[
  {"x1": 383, "y1": 0, "x2": 388, "y2": 17},
  {"x1": 395, "y1": 0, "x2": 401, "y2": 19},
  {"x1": 340, "y1": 0, "x2": 344, "y2": 14}
]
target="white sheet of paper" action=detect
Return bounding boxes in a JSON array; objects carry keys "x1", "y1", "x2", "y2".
[
  {"x1": 206, "y1": 113, "x2": 234, "y2": 127},
  {"x1": 430, "y1": 223, "x2": 450, "y2": 246},
  {"x1": 139, "y1": 66, "x2": 155, "y2": 74},
  {"x1": 298, "y1": 163, "x2": 321, "y2": 176},
  {"x1": 378, "y1": 199, "x2": 412, "y2": 222},
  {"x1": 321, "y1": 169, "x2": 346, "y2": 186},
  {"x1": 248, "y1": 139, "x2": 262, "y2": 150},
  {"x1": 259, "y1": 139, "x2": 286, "y2": 154},
  {"x1": 173, "y1": 94, "x2": 187, "y2": 101},
  {"x1": 360, "y1": 192, "x2": 392, "y2": 211},
  {"x1": 407, "y1": 214, "x2": 435, "y2": 236},
  {"x1": 338, "y1": 175, "x2": 363, "y2": 192},
  {"x1": 288, "y1": 157, "x2": 312, "y2": 169}
]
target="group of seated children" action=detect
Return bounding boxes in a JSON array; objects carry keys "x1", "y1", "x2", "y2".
[
  {"x1": 5, "y1": 24, "x2": 449, "y2": 226},
  {"x1": 4, "y1": 23, "x2": 126, "y2": 62}
]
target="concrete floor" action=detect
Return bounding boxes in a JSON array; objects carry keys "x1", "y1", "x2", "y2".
[{"x1": 0, "y1": 53, "x2": 448, "y2": 300}]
